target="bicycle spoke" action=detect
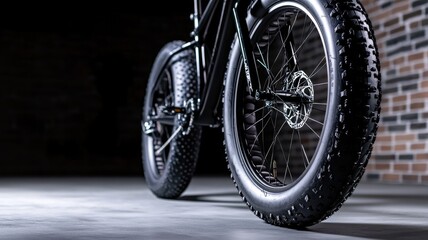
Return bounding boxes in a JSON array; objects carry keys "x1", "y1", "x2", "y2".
[
  {"x1": 309, "y1": 57, "x2": 327, "y2": 79},
  {"x1": 259, "y1": 121, "x2": 287, "y2": 171},
  {"x1": 306, "y1": 116, "x2": 324, "y2": 126},
  {"x1": 250, "y1": 111, "x2": 273, "y2": 152},
  {"x1": 304, "y1": 122, "x2": 320, "y2": 139},
  {"x1": 281, "y1": 25, "x2": 316, "y2": 73},
  {"x1": 297, "y1": 129, "x2": 311, "y2": 168},
  {"x1": 313, "y1": 82, "x2": 328, "y2": 87},
  {"x1": 245, "y1": 105, "x2": 268, "y2": 118},
  {"x1": 268, "y1": 12, "x2": 300, "y2": 87},
  {"x1": 312, "y1": 106, "x2": 326, "y2": 112},
  {"x1": 312, "y1": 102, "x2": 327, "y2": 106},
  {"x1": 256, "y1": 43, "x2": 274, "y2": 89},
  {"x1": 283, "y1": 129, "x2": 295, "y2": 183},
  {"x1": 246, "y1": 109, "x2": 272, "y2": 131}
]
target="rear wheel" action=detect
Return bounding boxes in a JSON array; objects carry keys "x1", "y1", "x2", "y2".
[
  {"x1": 142, "y1": 41, "x2": 202, "y2": 199},
  {"x1": 223, "y1": 0, "x2": 381, "y2": 227}
]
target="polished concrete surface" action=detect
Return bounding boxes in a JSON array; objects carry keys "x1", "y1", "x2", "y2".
[{"x1": 0, "y1": 176, "x2": 427, "y2": 240}]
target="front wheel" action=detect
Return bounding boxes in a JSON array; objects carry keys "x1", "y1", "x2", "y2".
[{"x1": 223, "y1": 0, "x2": 381, "y2": 227}]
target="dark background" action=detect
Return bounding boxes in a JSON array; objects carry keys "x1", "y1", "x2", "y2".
[{"x1": 0, "y1": 4, "x2": 227, "y2": 176}]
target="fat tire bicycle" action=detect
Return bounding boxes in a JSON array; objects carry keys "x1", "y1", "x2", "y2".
[{"x1": 142, "y1": 0, "x2": 381, "y2": 227}]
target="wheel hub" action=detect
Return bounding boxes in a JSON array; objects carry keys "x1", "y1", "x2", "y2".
[{"x1": 283, "y1": 70, "x2": 314, "y2": 129}]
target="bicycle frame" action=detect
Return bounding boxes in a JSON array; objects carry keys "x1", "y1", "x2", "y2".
[{"x1": 148, "y1": 0, "x2": 255, "y2": 127}]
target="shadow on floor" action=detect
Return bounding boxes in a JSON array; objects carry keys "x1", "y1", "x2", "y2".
[
  {"x1": 178, "y1": 192, "x2": 243, "y2": 204},
  {"x1": 311, "y1": 222, "x2": 428, "y2": 240}
]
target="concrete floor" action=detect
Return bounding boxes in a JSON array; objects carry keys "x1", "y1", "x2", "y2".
[{"x1": 0, "y1": 176, "x2": 427, "y2": 240}]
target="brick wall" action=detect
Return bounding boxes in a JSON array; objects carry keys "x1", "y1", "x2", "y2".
[{"x1": 360, "y1": 0, "x2": 428, "y2": 184}]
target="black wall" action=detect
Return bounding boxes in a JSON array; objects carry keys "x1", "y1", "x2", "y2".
[{"x1": 0, "y1": 5, "x2": 227, "y2": 176}]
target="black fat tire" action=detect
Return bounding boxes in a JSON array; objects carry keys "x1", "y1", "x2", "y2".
[
  {"x1": 223, "y1": 0, "x2": 381, "y2": 227},
  {"x1": 142, "y1": 41, "x2": 202, "y2": 199}
]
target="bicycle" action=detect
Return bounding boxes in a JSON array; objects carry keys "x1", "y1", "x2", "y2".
[{"x1": 141, "y1": 0, "x2": 381, "y2": 228}]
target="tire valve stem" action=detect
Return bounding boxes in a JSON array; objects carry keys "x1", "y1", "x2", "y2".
[{"x1": 273, "y1": 160, "x2": 277, "y2": 179}]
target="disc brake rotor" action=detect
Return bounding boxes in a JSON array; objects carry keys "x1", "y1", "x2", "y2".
[{"x1": 283, "y1": 70, "x2": 314, "y2": 129}]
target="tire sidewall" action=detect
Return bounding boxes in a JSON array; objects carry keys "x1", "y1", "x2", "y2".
[{"x1": 224, "y1": 0, "x2": 340, "y2": 212}]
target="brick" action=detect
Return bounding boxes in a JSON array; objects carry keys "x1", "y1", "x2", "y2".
[
  {"x1": 382, "y1": 116, "x2": 397, "y2": 122},
  {"x1": 366, "y1": 173, "x2": 380, "y2": 181},
  {"x1": 373, "y1": 154, "x2": 395, "y2": 161},
  {"x1": 384, "y1": 17, "x2": 399, "y2": 28},
  {"x1": 416, "y1": 153, "x2": 428, "y2": 160},
  {"x1": 381, "y1": 1, "x2": 393, "y2": 9},
  {"x1": 410, "y1": 102, "x2": 424, "y2": 110},
  {"x1": 376, "y1": 31, "x2": 388, "y2": 40},
  {"x1": 395, "y1": 134, "x2": 416, "y2": 142},
  {"x1": 388, "y1": 125, "x2": 406, "y2": 132},
  {"x1": 410, "y1": 20, "x2": 420, "y2": 29},
  {"x1": 386, "y1": 69, "x2": 396, "y2": 76},
  {"x1": 401, "y1": 113, "x2": 418, "y2": 121},
  {"x1": 402, "y1": 174, "x2": 420, "y2": 182},
  {"x1": 393, "y1": 95, "x2": 407, "y2": 102},
  {"x1": 399, "y1": 66, "x2": 412, "y2": 74},
  {"x1": 386, "y1": 34, "x2": 407, "y2": 46},
  {"x1": 387, "y1": 73, "x2": 419, "y2": 84},
  {"x1": 380, "y1": 145, "x2": 393, "y2": 151},
  {"x1": 383, "y1": 86, "x2": 399, "y2": 94},
  {"x1": 421, "y1": 80, "x2": 428, "y2": 88},
  {"x1": 422, "y1": 175, "x2": 428, "y2": 183},
  {"x1": 411, "y1": 143, "x2": 425, "y2": 150},
  {"x1": 377, "y1": 135, "x2": 392, "y2": 142},
  {"x1": 414, "y1": 62, "x2": 425, "y2": 70},
  {"x1": 408, "y1": 52, "x2": 425, "y2": 61},
  {"x1": 402, "y1": 83, "x2": 418, "y2": 91},
  {"x1": 411, "y1": 122, "x2": 427, "y2": 130},
  {"x1": 399, "y1": 154, "x2": 414, "y2": 161},
  {"x1": 392, "y1": 2, "x2": 412, "y2": 16},
  {"x1": 410, "y1": 29, "x2": 426, "y2": 39},
  {"x1": 374, "y1": 11, "x2": 390, "y2": 22},
  {"x1": 403, "y1": 9, "x2": 423, "y2": 21},
  {"x1": 375, "y1": 163, "x2": 391, "y2": 170},
  {"x1": 412, "y1": 0, "x2": 428, "y2": 8},
  {"x1": 412, "y1": 163, "x2": 428, "y2": 172},
  {"x1": 411, "y1": 91, "x2": 428, "y2": 100},
  {"x1": 388, "y1": 45, "x2": 413, "y2": 57},
  {"x1": 394, "y1": 163, "x2": 409, "y2": 172},
  {"x1": 418, "y1": 133, "x2": 428, "y2": 140},
  {"x1": 382, "y1": 173, "x2": 401, "y2": 182},
  {"x1": 384, "y1": 17, "x2": 399, "y2": 27},
  {"x1": 391, "y1": 26, "x2": 405, "y2": 35},
  {"x1": 394, "y1": 144, "x2": 407, "y2": 151},
  {"x1": 392, "y1": 104, "x2": 406, "y2": 112},
  {"x1": 416, "y1": 39, "x2": 428, "y2": 49}
]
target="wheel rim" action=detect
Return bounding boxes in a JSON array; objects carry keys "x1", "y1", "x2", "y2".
[{"x1": 237, "y1": 4, "x2": 329, "y2": 189}]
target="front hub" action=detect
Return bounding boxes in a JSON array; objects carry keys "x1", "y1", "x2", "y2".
[{"x1": 283, "y1": 70, "x2": 314, "y2": 129}]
